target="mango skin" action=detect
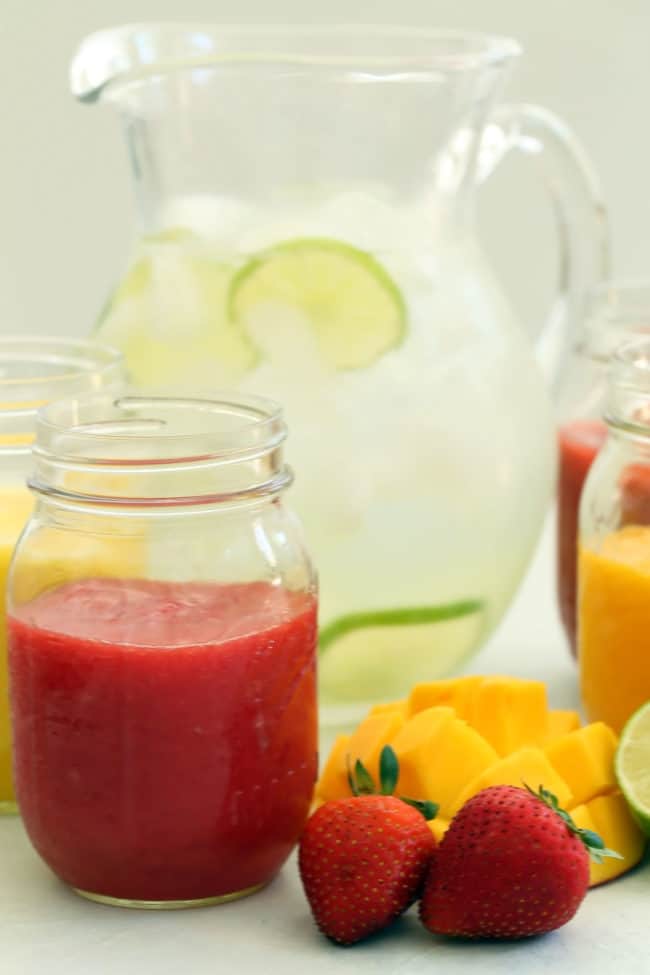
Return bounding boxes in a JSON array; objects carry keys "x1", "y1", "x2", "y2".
[
  {"x1": 545, "y1": 722, "x2": 618, "y2": 809},
  {"x1": 571, "y1": 793, "x2": 646, "y2": 886}
]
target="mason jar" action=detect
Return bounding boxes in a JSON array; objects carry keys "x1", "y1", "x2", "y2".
[
  {"x1": 557, "y1": 282, "x2": 650, "y2": 656},
  {"x1": 7, "y1": 391, "x2": 318, "y2": 908},
  {"x1": 578, "y1": 337, "x2": 650, "y2": 731},
  {"x1": 0, "y1": 337, "x2": 124, "y2": 814}
]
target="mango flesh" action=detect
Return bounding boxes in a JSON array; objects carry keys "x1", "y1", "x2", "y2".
[
  {"x1": 570, "y1": 793, "x2": 646, "y2": 885},
  {"x1": 392, "y1": 707, "x2": 498, "y2": 816},
  {"x1": 546, "y1": 709, "x2": 582, "y2": 742},
  {"x1": 428, "y1": 817, "x2": 450, "y2": 845},
  {"x1": 346, "y1": 711, "x2": 406, "y2": 784},
  {"x1": 468, "y1": 677, "x2": 548, "y2": 755},
  {"x1": 407, "y1": 677, "x2": 483, "y2": 720},
  {"x1": 315, "y1": 712, "x2": 406, "y2": 800},
  {"x1": 448, "y1": 747, "x2": 573, "y2": 817},
  {"x1": 316, "y1": 676, "x2": 640, "y2": 887},
  {"x1": 316, "y1": 735, "x2": 351, "y2": 801},
  {"x1": 545, "y1": 721, "x2": 618, "y2": 808},
  {"x1": 368, "y1": 699, "x2": 409, "y2": 718}
]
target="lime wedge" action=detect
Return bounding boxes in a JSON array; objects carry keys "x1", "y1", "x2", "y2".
[
  {"x1": 615, "y1": 701, "x2": 650, "y2": 835},
  {"x1": 229, "y1": 237, "x2": 407, "y2": 370},
  {"x1": 97, "y1": 237, "x2": 259, "y2": 387}
]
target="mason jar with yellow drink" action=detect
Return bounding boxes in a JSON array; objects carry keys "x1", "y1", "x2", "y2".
[
  {"x1": 0, "y1": 338, "x2": 125, "y2": 813},
  {"x1": 579, "y1": 337, "x2": 650, "y2": 731}
]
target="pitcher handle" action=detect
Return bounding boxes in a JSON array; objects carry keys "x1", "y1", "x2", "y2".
[{"x1": 478, "y1": 103, "x2": 610, "y2": 397}]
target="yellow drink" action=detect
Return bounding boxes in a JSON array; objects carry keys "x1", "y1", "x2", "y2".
[
  {"x1": 1, "y1": 494, "x2": 146, "y2": 812},
  {"x1": 0, "y1": 487, "x2": 34, "y2": 811},
  {"x1": 0, "y1": 337, "x2": 126, "y2": 812},
  {"x1": 579, "y1": 525, "x2": 650, "y2": 733}
]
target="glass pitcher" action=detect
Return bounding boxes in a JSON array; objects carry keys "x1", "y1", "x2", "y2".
[{"x1": 71, "y1": 25, "x2": 608, "y2": 723}]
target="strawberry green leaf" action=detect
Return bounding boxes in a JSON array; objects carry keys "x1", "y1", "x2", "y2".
[
  {"x1": 379, "y1": 746, "x2": 400, "y2": 796},
  {"x1": 577, "y1": 829, "x2": 623, "y2": 864},
  {"x1": 524, "y1": 782, "x2": 623, "y2": 864},
  {"x1": 400, "y1": 797, "x2": 439, "y2": 821},
  {"x1": 351, "y1": 758, "x2": 376, "y2": 796}
]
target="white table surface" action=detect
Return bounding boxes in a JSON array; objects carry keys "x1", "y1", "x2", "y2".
[{"x1": 2, "y1": 518, "x2": 649, "y2": 974}]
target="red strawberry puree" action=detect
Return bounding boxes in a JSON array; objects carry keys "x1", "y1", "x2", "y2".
[{"x1": 8, "y1": 578, "x2": 318, "y2": 904}]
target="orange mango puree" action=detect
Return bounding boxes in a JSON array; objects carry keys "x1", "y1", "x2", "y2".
[{"x1": 579, "y1": 525, "x2": 650, "y2": 732}]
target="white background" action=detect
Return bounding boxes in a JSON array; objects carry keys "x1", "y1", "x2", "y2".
[{"x1": 1, "y1": 0, "x2": 649, "y2": 341}]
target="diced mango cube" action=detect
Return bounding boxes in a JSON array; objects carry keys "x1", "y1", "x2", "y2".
[
  {"x1": 546, "y1": 710, "x2": 582, "y2": 742},
  {"x1": 368, "y1": 699, "x2": 409, "y2": 717},
  {"x1": 449, "y1": 747, "x2": 573, "y2": 817},
  {"x1": 346, "y1": 711, "x2": 406, "y2": 784},
  {"x1": 407, "y1": 677, "x2": 483, "y2": 719},
  {"x1": 571, "y1": 793, "x2": 646, "y2": 886},
  {"x1": 545, "y1": 722, "x2": 618, "y2": 808},
  {"x1": 468, "y1": 677, "x2": 549, "y2": 755},
  {"x1": 428, "y1": 817, "x2": 450, "y2": 845},
  {"x1": 315, "y1": 735, "x2": 351, "y2": 801},
  {"x1": 392, "y1": 708, "x2": 498, "y2": 816},
  {"x1": 391, "y1": 706, "x2": 455, "y2": 794}
]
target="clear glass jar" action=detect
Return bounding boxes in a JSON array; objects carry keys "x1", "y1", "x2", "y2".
[
  {"x1": 557, "y1": 283, "x2": 650, "y2": 657},
  {"x1": 7, "y1": 391, "x2": 318, "y2": 909},
  {"x1": 0, "y1": 338, "x2": 125, "y2": 814},
  {"x1": 578, "y1": 337, "x2": 650, "y2": 731}
]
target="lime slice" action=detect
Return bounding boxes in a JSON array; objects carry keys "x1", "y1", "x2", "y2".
[
  {"x1": 318, "y1": 601, "x2": 485, "y2": 704},
  {"x1": 229, "y1": 237, "x2": 407, "y2": 370},
  {"x1": 97, "y1": 235, "x2": 259, "y2": 387},
  {"x1": 615, "y1": 701, "x2": 650, "y2": 835}
]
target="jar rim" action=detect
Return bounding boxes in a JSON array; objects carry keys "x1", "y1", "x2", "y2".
[
  {"x1": 0, "y1": 336, "x2": 124, "y2": 402},
  {"x1": 588, "y1": 280, "x2": 650, "y2": 327},
  {"x1": 611, "y1": 337, "x2": 650, "y2": 384},
  {"x1": 606, "y1": 337, "x2": 650, "y2": 436},
  {"x1": 0, "y1": 338, "x2": 125, "y2": 455},
  {"x1": 30, "y1": 390, "x2": 291, "y2": 507},
  {"x1": 35, "y1": 390, "x2": 285, "y2": 456}
]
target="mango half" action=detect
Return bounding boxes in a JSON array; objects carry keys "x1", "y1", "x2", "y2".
[{"x1": 314, "y1": 675, "x2": 646, "y2": 885}]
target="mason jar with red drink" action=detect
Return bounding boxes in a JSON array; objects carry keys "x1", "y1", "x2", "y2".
[{"x1": 6, "y1": 391, "x2": 318, "y2": 909}]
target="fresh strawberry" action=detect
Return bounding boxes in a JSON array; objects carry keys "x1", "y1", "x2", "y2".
[
  {"x1": 419, "y1": 784, "x2": 621, "y2": 940},
  {"x1": 299, "y1": 746, "x2": 437, "y2": 945}
]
